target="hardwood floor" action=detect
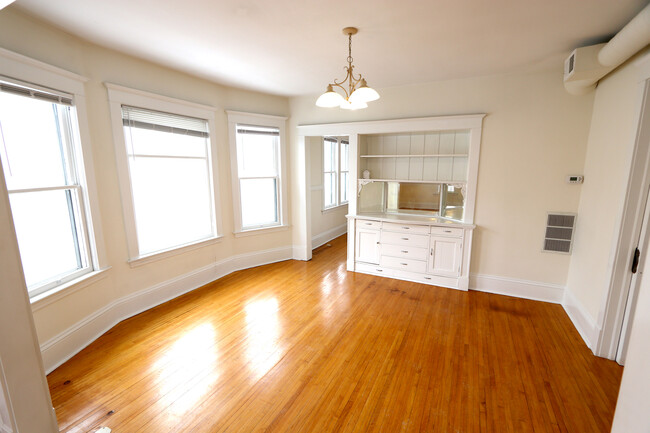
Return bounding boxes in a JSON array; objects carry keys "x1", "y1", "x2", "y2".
[{"x1": 48, "y1": 235, "x2": 623, "y2": 432}]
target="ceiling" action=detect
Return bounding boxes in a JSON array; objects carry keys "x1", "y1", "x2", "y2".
[{"x1": 11, "y1": 0, "x2": 649, "y2": 97}]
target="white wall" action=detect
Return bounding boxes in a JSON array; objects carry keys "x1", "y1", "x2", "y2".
[
  {"x1": 0, "y1": 7, "x2": 292, "y2": 372},
  {"x1": 565, "y1": 56, "x2": 644, "y2": 324},
  {"x1": 309, "y1": 137, "x2": 348, "y2": 249},
  {"x1": 291, "y1": 68, "x2": 594, "y2": 290}
]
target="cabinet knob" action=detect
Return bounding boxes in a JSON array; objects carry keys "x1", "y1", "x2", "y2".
[
  {"x1": 401, "y1": 237, "x2": 409, "y2": 240},
  {"x1": 401, "y1": 250, "x2": 408, "y2": 253}
]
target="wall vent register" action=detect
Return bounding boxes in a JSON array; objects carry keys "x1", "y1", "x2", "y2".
[{"x1": 543, "y1": 213, "x2": 576, "y2": 254}]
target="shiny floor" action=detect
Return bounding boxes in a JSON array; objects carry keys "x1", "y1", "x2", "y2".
[{"x1": 48, "y1": 235, "x2": 623, "y2": 432}]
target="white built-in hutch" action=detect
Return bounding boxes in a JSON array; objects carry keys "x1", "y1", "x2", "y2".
[{"x1": 298, "y1": 114, "x2": 484, "y2": 291}]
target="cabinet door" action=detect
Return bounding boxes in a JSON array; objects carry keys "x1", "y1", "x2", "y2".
[
  {"x1": 356, "y1": 228, "x2": 380, "y2": 264},
  {"x1": 428, "y1": 236, "x2": 462, "y2": 277}
]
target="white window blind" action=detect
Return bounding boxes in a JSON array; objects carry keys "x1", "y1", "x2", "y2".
[
  {"x1": 0, "y1": 77, "x2": 73, "y2": 106},
  {"x1": 122, "y1": 105, "x2": 209, "y2": 137}
]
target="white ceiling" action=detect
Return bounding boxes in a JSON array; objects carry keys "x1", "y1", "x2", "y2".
[{"x1": 11, "y1": 0, "x2": 649, "y2": 97}]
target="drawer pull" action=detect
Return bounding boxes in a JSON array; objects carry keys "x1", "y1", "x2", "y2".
[
  {"x1": 402, "y1": 226, "x2": 410, "y2": 229},
  {"x1": 444, "y1": 230, "x2": 452, "y2": 233},
  {"x1": 401, "y1": 250, "x2": 408, "y2": 253},
  {"x1": 430, "y1": 248, "x2": 433, "y2": 256},
  {"x1": 365, "y1": 222, "x2": 373, "y2": 225},
  {"x1": 400, "y1": 262, "x2": 408, "y2": 266},
  {"x1": 376, "y1": 269, "x2": 383, "y2": 272},
  {"x1": 401, "y1": 237, "x2": 409, "y2": 240},
  {"x1": 424, "y1": 277, "x2": 431, "y2": 280}
]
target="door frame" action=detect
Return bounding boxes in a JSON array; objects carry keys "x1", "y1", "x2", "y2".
[{"x1": 596, "y1": 54, "x2": 650, "y2": 359}]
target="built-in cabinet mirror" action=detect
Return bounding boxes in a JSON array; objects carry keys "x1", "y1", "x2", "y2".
[{"x1": 359, "y1": 181, "x2": 465, "y2": 221}]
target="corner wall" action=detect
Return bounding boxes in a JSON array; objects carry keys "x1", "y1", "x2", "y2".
[{"x1": 565, "y1": 49, "x2": 650, "y2": 350}]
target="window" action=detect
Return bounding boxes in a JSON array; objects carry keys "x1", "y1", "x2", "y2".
[
  {"x1": 323, "y1": 137, "x2": 349, "y2": 209},
  {"x1": 108, "y1": 84, "x2": 221, "y2": 262},
  {"x1": 236, "y1": 125, "x2": 280, "y2": 229},
  {"x1": 227, "y1": 111, "x2": 288, "y2": 235},
  {"x1": 0, "y1": 79, "x2": 91, "y2": 296}
]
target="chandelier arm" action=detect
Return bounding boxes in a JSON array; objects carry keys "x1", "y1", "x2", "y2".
[{"x1": 330, "y1": 81, "x2": 350, "y2": 99}]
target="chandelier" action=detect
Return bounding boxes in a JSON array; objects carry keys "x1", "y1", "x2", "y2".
[{"x1": 316, "y1": 27, "x2": 380, "y2": 110}]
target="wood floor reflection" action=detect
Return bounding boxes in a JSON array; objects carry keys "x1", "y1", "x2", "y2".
[{"x1": 47, "y1": 235, "x2": 623, "y2": 432}]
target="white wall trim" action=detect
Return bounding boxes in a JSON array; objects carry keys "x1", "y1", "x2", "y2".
[
  {"x1": 563, "y1": 289, "x2": 601, "y2": 351},
  {"x1": 469, "y1": 273, "x2": 565, "y2": 303},
  {"x1": 312, "y1": 223, "x2": 348, "y2": 250},
  {"x1": 39, "y1": 246, "x2": 292, "y2": 374}
]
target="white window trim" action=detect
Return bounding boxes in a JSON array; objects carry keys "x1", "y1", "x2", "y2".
[
  {"x1": 0, "y1": 47, "x2": 109, "y2": 299},
  {"x1": 323, "y1": 137, "x2": 349, "y2": 210},
  {"x1": 106, "y1": 83, "x2": 223, "y2": 261},
  {"x1": 226, "y1": 110, "x2": 289, "y2": 235}
]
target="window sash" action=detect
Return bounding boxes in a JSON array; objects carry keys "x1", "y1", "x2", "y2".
[
  {"x1": 7, "y1": 186, "x2": 91, "y2": 296},
  {"x1": 239, "y1": 176, "x2": 280, "y2": 229}
]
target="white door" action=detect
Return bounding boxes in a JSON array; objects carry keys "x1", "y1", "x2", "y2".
[
  {"x1": 355, "y1": 228, "x2": 380, "y2": 264},
  {"x1": 616, "y1": 80, "x2": 650, "y2": 365},
  {"x1": 428, "y1": 236, "x2": 462, "y2": 277},
  {"x1": 617, "y1": 181, "x2": 650, "y2": 364}
]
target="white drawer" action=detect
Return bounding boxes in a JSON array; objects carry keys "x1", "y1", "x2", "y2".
[
  {"x1": 381, "y1": 231, "x2": 430, "y2": 248},
  {"x1": 380, "y1": 256, "x2": 427, "y2": 273},
  {"x1": 430, "y1": 226, "x2": 464, "y2": 237},
  {"x1": 382, "y1": 222, "x2": 430, "y2": 234},
  {"x1": 357, "y1": 219, "x2": 381, "y2": 230},
  {"x1": 355, "y1": 262, "x2": 393, "y2": 277},
  {"x1": 380, "y1": 244, "x2": 428, "y2": 261}
]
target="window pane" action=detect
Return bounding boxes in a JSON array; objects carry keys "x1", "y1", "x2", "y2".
[
  {"x1": 237, "y1": 133, "x2": 278, "y2": 178},
  {"x1": 240, "y1": 178, "x2": 278, "y2": 228},
  {"x1": 129, "y1": 156, "x2": 213, "y2": 255},
  {"x1": 0, "y1": 92, "x2": 69, "y2": 190},
  {"x1": 324, "y1": 172, "x2": 336, "y2": 208},
  {"x1": 340, "y1": 172, "x2": 348, "y2": 203},
  {"x1": 323, "y1": 140, "x2": 336, "y2": 172},
  {"x1": 340, "y1": 141, "x2": 349, "y2": 171},
  {"x1": 9, "y1": 189, "x2": 86, "y2": 289},
  {"x1": 124, "y1": 126, "x2": 207, "y2": 158}
]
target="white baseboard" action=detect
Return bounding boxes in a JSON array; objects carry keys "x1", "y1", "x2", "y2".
[
  {"x1": 311, "y1": 223, "x2": 347, "y2": 250},
  {"x1": 40, "y1": 246, "x2": 292, "y2": 374},
  {"x1": 470, "y1": 273, "x2": 565, "y2": 303},
  {"x1": 562, "y1": 289, "x2": 600, "y2": 351}
]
